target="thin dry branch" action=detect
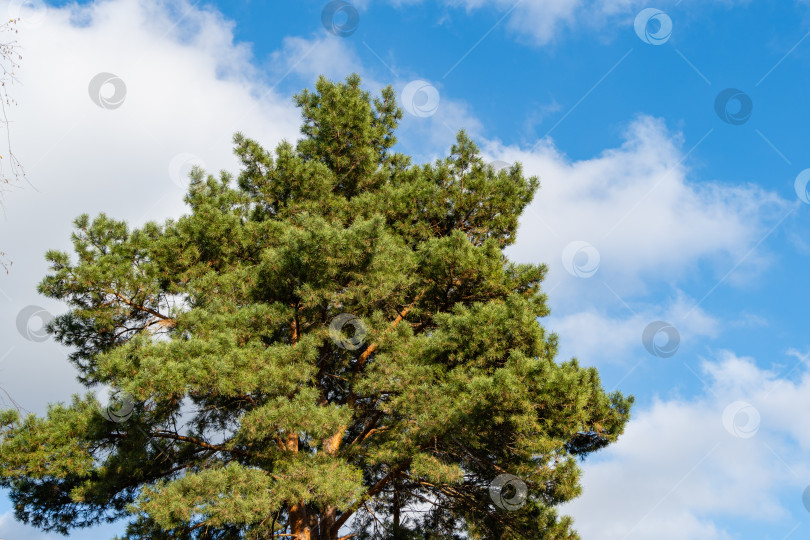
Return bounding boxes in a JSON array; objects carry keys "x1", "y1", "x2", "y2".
[{"x1": 0, "y1": 17, "x2": 26, "y2": 274}]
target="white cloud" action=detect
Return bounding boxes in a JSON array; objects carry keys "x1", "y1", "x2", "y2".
[
  {"x1": 0, "y1": 0, "x2": 305, "y2": 418},
  {"x1": 561, "y1": 350, "x2": 810, "y2": 539},
  {"x1": 547, "y1": 291, "x2": 719, "y2": 367},
  {"x1": 496, "y1": 115, "x2": 791, "y2": 306}
]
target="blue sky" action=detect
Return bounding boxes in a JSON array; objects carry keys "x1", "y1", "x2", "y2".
[{"x1": 1, "y1": 0, "x2": 810, "y2": 538}]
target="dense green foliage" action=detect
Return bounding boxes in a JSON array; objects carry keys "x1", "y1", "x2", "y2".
[{"x1": 0, "y1": 74, "x2": 632, "y2": 539}]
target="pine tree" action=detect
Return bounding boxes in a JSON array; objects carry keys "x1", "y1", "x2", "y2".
[{"x1": 0, "y1": 74, "x2": 633, "y2": 539}]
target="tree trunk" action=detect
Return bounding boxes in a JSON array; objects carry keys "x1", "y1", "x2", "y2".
[
  {"x1": 314, "y1": 425, "x2": 346, "y2": 540},
  {"x1": 289, "y1": 501, "x2": 311, "y2": 540},
  {"x1": 286, "y1": 432, "x2": 312, "y2": 539},
  {"x1": 319, "y1": 506, "x2": 337, "y2": 540}
]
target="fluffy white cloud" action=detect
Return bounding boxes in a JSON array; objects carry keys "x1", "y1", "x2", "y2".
[
  {"x1": 496, "y1": 115, "x2": 791, "y2": 307},
  {"x1": 561, "y1": 350, "x2": 810, "y2": 539},
  {"x1": 546, "y1": 291, "x2": 720, "y2": 367},
  {"x1": 0, "y1": 0, "x2": 307, "y2": 419}
]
